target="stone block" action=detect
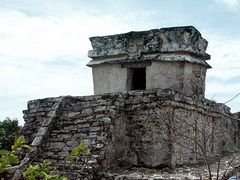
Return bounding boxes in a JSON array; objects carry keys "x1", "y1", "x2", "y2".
[
  {"x1": 28, "y1": 103, "x2": 35, "y2": 109},
  {"x1": 90, "y1": 127, "x2": 101, "y2": 132},
  {"x1": 42, "y1": 118, "x2": 52, "y2": 126},
  {"x1": 48, "y1": 111, "x2": 56, "y2": 117},
  {"x1": 95, "y1": 106, "x2": 106, "y2": 112},
  {"x1": 75, "y1": 118, "x2": 88, "y2": 124},
  {"x1": 36, "y1": 127, "x2": 48, "y2": 136},
  {"x1": 31, "y1": 136, "x2": 43, "y2": 147},
  {"x1": 82, "y1": 108, "x2": 93, "y2": 115},
  {"x1": 77, "y1": 123, "x2": 90, "y2": 128},
  {"x1": 96, "y1": 114, "x2": 105, "y2": 118},
  {"x1": 73, "y1": 133, "x2": 88, "y2": 139},
  {"x1": 81, "y1": 139, "x2": 91, "y2": 145},
  {"x1": 30, "y1": 109, "x2": 37, "y2": 113},
  {"x1": 91, "y1": 121, "x2": 102, "y2": 127},
  {"x1": 49, "y1": 142, "x2": 65, "y2": 149},
  {"x1": 68, "y1": 112, "x2": 81, "y2": 117},
  {"x1": 66, "y1": 141, "x2": 78, "y2": 147},
  {"x1": 64, "y1": 125, "x2": 76, "y2": 131}
]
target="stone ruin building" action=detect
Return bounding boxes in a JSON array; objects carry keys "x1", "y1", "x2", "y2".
[{"x1": 15, "y1": 26, "x2": 240, "y2": 179}]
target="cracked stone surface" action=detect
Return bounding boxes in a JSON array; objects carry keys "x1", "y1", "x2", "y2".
[{"x1": 88, "y1": 26, "x2": 210, "y2": 66}]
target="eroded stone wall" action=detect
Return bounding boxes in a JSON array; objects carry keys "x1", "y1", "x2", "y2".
[
  {"x1": 92, "y1": 64, "x2": 128, "y2": 94},
  {"x1": 21, "y1": 89, "x2": 238, "y2": 179}
]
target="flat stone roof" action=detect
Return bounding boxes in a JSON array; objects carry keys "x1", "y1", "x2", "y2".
[{"x1": 87, "y1": 26, "x2": 211, "y2": 67}]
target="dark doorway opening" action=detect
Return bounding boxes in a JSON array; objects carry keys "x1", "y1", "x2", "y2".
[{"x1": 131, "y1": 67, "x2": 146, "y2": 90}]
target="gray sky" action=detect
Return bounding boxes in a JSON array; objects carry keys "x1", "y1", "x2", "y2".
[{"x1": 0, "y1": 0, "x2": 240, "y2": 125}]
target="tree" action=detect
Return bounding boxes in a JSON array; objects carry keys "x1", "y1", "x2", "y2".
[
  {"x1": 0, "y1": 118, "x2": 21, "y2": 150},
  {"x1": 166, "y1": 109, "x2": 238, "y2": 180}
]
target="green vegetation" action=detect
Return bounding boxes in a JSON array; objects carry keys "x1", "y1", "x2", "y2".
[
  {"x1": 66, "y1": 143, "x2": 89, "y2": 163},
  {"x1": 23, "y1": 160, "x2": 67, "y2": 180},
  {"x1": 0, "y1": 133, "x2": 89, "y2": 180},
  {"x1": 0, "y1": 135, "x2": 69, "y2": 179},
  {"x1": 0, "y1": 118, "x2": 21, "y2": 150},
  {"x1": 0, "y1": 135, "x2": 30, "y2": 179}
]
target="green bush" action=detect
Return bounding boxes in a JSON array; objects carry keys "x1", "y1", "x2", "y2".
[
  {"x1": 0, "y1": 135, "x2": 30, "y2": 179},
  {"x1": 66, "y1": 143, "x2": 89, "y2": 163},
  {"x1": 23, "y1": 160, "x2": 67, "y2": 180},
  {"x1": 0, "y1": 118, "x2": 21, "y2": 150},
  {"x1": 0, "y1": 134, "x2": 88, "y2": 180}
]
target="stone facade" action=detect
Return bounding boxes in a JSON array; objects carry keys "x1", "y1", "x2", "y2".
[
  {"x1": 16, "y1": 26, "x2": 240, "y2": 179},
  {"x1": 17, "y1": 89, "x2": 238, "y2": 179},
  {"x1": 88, "y1": 26, "x2": 210, "y2": 97}
]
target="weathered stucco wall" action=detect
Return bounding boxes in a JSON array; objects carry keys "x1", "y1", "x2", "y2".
[
  {"x1": 92, "y1": 64, "x2": 128, "y2": 94},
  {"x1": 146, "y1": 61, "x2": 184, "y2": 94},
  {"x1": 92, "y1": 60, "x2": 207, "y2": 96},
  {"x1": 183, "y1": 62, "x2": 207, "y2": 96},
  {"x1": 20, "y1": 89, "x2": 238, "y2": 179}
]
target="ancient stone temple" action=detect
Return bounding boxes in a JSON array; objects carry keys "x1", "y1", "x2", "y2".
[
  {"x1": 15, "y1": 26, "x2": 239, "y2": 179},
  {"x1": 88, "y1": 26, "x2": 210, "y2": 96}
]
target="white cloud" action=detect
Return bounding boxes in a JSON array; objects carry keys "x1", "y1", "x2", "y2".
[
  {"x1": 0, "y1": 10, "x2": 133, "y2": 64},
  {"x1": 204, "y1": 31, "x2": 240, "y2": 112},
  {"x1": 205, "y1": 32, "x2": 240, "y2": 81},
  {"x1": 0, "y1": 5, "x2": 239, "y2": 124},
  {"x1": 205, "y1": 80, "x2": 240, "y2": 112},
  {"x1": 214, "y1": 0, "x2": 240, "y2": 10},
  {"x1": 0, "y1": 9, "x2": 143, "y2": 124}
]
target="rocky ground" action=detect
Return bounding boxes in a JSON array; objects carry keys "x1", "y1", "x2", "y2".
[{"x1": 102, "y1": 155, "x2": 240, "y2": 180}]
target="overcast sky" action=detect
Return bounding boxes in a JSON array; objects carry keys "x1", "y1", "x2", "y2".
[{"x1": 0, "y1": 0, "x2": 240, "y2": 125}]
